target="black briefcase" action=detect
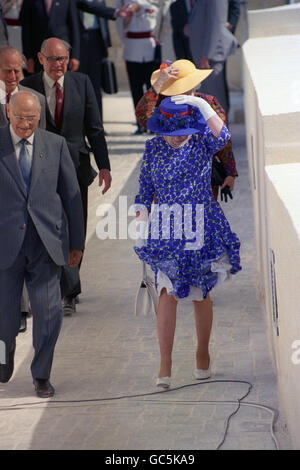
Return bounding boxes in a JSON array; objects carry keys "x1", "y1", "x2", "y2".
[{"x1": 101, "y1": 58, "x2": 118, "y2": 94}]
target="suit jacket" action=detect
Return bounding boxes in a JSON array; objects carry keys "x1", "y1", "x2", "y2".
[
  {"x1": 20, "y1": 0, "x2": 80, "y2": 60},
  {"x1": 188, "y1": 0, "x2": 238, "y2": 64},
  {"x1": 0, "y1": 125, "x2": 85, "y2": 270},
  {"x1": 20, "y1": 71, "x2": 110, "y2": 186},
  {"x1": 77, "y1": 0, "x2": 114, "y2": 56},
  {"x1": 228, "y1": 0, "x2": 240, "y2": 34},
  {"x1": 0, "y1": 5, "x2": 8, "y2": 46},
  {"x1": 170, "y1": 0, "x2": 192, "y2": 60},
  {"x1": 0, "y1": 85, "x2": 47, "y2": 129}
]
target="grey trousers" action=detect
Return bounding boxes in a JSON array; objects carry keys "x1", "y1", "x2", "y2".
[
  {"x1": 200, "y1": 60, "x2": 229, "y2": 116},
  {"x1": 0, "y1": 218, "x2": 63, "y2": 380}
]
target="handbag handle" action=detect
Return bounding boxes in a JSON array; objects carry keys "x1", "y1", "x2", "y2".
[{"x1": 142, "y1": 260, "x2": 147, "y2": 281}]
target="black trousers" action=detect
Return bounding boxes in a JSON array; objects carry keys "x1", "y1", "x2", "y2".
[
  {"x1": 60, "y1": 181, "x2": 87, "y2": 299},
  {"x1": 79, "y1": 29, "x2": 104, "y2": 120},
  {"x1": 126, "y1": 60, "x2": 157, "y2": 123}
]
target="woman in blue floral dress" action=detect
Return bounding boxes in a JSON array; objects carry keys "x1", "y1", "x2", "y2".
[{"x1": 134, "y1": 95, "x2": 241, "y2": 389}]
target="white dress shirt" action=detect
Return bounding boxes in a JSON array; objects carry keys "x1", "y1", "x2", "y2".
[
  {"x1": 42, "y1": 72, "x2": 64, "y2": 120},
  {"x1": 9, "y1": 125, "x2": 34, "y2": 162}
]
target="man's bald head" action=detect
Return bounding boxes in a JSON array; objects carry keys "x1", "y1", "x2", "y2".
[
  {"x1": 8, "y1": 91, "x2": 41, "y2": 139},
  {"x1": 38, "y1": 37, "x2": 70, "y2": 81}
]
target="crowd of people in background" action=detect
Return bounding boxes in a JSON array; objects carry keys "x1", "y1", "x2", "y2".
[{"x1": 0, "y1": 1, "x2": 240, "y2": 127}]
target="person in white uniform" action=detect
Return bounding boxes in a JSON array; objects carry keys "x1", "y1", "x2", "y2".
[{"x1": 116, "y1": 0, "x2": 160, "y2": 134}]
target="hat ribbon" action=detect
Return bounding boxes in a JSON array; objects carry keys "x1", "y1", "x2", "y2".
[{"x1": 160, "y1": 108, "x2": 193, "y2": 120}]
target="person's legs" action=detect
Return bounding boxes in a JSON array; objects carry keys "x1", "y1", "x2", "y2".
[
  {"x1": 0, "y1": 258, "x2": 24, "y2": 383},
  {"x1": 156, "y1": 288, "x2": 177, "y2": 378},
  {"x1": 60, "y1": 181, "x2": 87, "y2": 313},
  {"x1": 23, "y1": 219, "x2": 63, "y2": 381},
  {"x1": 193, "y1": 294, "x2": 213, "y2": 370},
  {"x1": 200, "y1": 61, "x2": 229, "y2": 116},
  {"x1": 79, "y1": 30, "x2": 103, "y2": 120},
  {"x1": 26, "y1": 252, "x2": 62, "y2": 381}
]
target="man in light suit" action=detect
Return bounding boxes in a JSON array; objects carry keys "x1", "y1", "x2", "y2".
[
  {"x1": 20, "y1": 0, "x2": 80, "y2": 74},
  {"x1": 187, "y1": 0, "x2": 238, "y2": 114},
  {"x1": 0, "y1": 45, "x2": 47, "y2": 332},
  {"x1": 21, "y1": 37, "x2": 111, "y2": 315},
  {"x1": 0, "y1": 91, "x2": 85, "y2": 397}
]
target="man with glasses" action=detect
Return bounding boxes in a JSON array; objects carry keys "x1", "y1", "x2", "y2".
[
  {"x1": 21, "y1": 37, "x2": 111, "y2": 316},
  {"x1": 0, "y1": 45, "x2": 47, "y2": 333},
  {"x1": 20, "y1": 0, "x2": 80, "y2": 74},
  {"x1": 0, "y1": 90, "x2": 85, "y2": 397}
]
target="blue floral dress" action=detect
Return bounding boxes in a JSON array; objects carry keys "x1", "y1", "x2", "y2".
[{"x1": 134, "y1": 125, "x2": 241, "y2": 301}]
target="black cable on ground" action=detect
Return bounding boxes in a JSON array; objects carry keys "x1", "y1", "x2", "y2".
[{"x1": 0, "y1": 379, "x2": 279, "y2": 450}]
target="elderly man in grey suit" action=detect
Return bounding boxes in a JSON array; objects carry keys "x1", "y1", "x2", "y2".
[
  {"x1": 0, "y1": 91, "x2": 85, "y2": 398},
  {"x1": 188, "y1": 0, "x2": 238, "y2": 115},
  {"x1": 0, "y1": 45, "x2": 47, "y2": 332}
]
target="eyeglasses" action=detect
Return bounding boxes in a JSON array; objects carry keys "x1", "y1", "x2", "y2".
[
  {"x1": 13, "y1": 115, "x2": 39, "y2": 122},
  {"x1": 41, "y1": 53, "x2": 69, "y2": 63}
]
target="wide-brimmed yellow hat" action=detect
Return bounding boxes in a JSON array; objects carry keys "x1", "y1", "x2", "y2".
[{"x1": 150, "y1": 59, "x2": 212, "y2": 96}]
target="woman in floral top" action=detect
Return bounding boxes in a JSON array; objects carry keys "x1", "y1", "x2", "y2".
[
  {"x1": 135, "y1": 96, "x2": 241, "y2": 389},
  {"x1": 135, "y1": 59, "x2": 238, "y2": 201}
]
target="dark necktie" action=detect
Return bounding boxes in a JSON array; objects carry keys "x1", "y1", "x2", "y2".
[
  {"x1": 19, "y1": 139, "x2": 32, "y2": 191},
  {"x1": 54, "y1": 81, "x2": 64, "y2": 130},
  {"x1": 6, "y1": 93, "x2": 11, "y2": 120}
]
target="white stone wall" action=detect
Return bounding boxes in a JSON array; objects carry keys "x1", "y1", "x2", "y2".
[{"x1": 243, "y1": 2, "x2": 300, "y2": 449}]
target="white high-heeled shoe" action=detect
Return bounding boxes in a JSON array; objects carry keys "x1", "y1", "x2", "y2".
[
  {"x1": 156, "y1": 376, "x2": 171, "y2": 389},
  {"x1": 193, "y1": 360, "x2": 211, "y2": 380}
]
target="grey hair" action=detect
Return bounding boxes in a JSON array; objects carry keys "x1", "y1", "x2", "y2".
[
  {"x1": 0, "y1": 46, "x2": 26, "y2": 68},
  {"x1": 10, "y1": 90, "x2": 42, "y2": 111},
  {"x1": 40, "y1": 38, "x2": 71, "y2": 54}
]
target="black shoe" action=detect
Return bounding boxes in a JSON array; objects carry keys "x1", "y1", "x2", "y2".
[
  {"x1": 62, "y1": 296, "x2": 76, "y2": 316},
  {"x1": 19, "y1": 312, "x2": 28, "y2": 333},
  {"x1": 33, "y1": 379, "x2": 55, "y2": 398},
  {"x1": 0, "y1": 343, "x2": 16, "y2": 383}
]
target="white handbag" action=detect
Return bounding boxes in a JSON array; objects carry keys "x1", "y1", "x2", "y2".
[{"x1": 134, "y1": 261, "x2": 158, "y2": 316}]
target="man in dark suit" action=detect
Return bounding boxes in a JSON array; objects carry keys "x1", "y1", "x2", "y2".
[
  {"x1": 21, "y1": 37, "x2": 111, "y2": 316},
  {"x1": 20, "y1": 0, "x2": 80, "y2": 74},
  {"x1": 76, "y1": 0, "x2": 132, "y2": 119},
  {"x1": 170, "y1": 0, "x2": 193, "y2": 61},
  {"x1": 0, "y1": 90, "x2": 85, "y2": 397}
]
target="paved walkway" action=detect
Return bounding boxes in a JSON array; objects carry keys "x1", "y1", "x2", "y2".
[{"x1": 0, "y1": 93, "x2": 293, "y2": 451}]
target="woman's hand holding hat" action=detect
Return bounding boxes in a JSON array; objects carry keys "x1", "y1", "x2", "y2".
[
  {"x1": 153, "y1": 64, "x2": 179, "y2": 94},
  {"x1": 171, "y1": 95, "x2": 216, "y2": 121},
  {"x1": 171, "y1": 95, "x2": 225, "y2": 138}
]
